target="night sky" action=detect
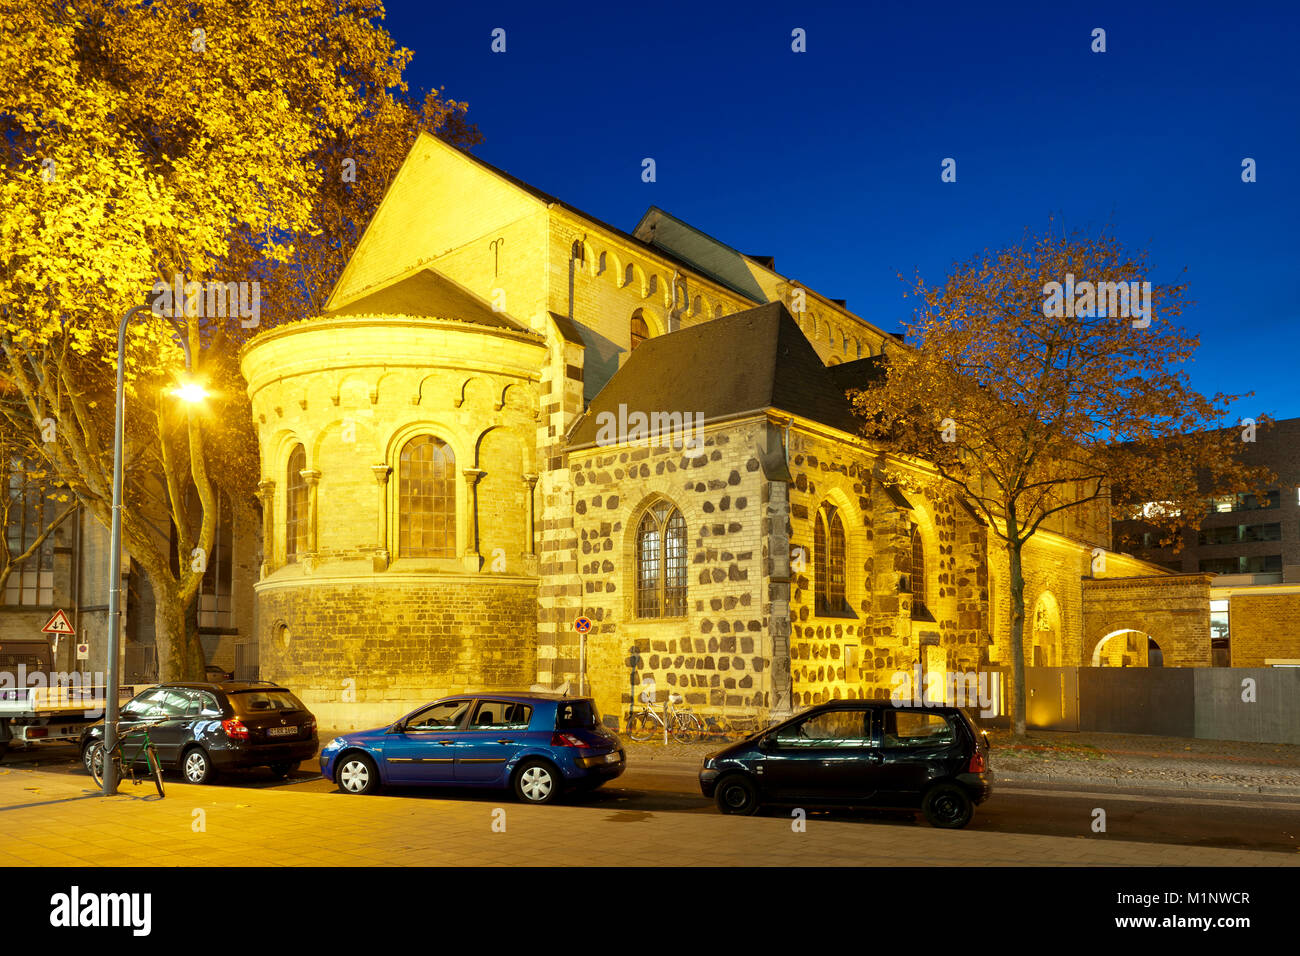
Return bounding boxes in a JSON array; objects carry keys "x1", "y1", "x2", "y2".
[{"x1": 382, "y1": 0, "x2": 1299, "y2": 422}]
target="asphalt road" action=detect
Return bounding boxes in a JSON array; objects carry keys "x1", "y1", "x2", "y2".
[{"x1": 6, "y1": 742, "x2": 1300, "y2": 855}]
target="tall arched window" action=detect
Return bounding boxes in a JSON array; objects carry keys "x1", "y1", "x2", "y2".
[
  {"x1": 630, "y1": 310, "x2": 649, "y2": 351},
  {"x1": 570, "y1": 239, "x2": 584, "y2": 264},
  {"x1": 398, "y1": 436, "x2": 456, "y2": 558},
  {"x1": 635, "y1": 501, "x2": 686, "y2": 618},
  {"x1": 285, "y1": 444, "x2": 307, "y2": 563},
  {"x1": 909, "y1": 523, "x2": 928, "y2": 618},
  {"x1": 814, "y1": 502, "x2": 847, "y2": 614}
]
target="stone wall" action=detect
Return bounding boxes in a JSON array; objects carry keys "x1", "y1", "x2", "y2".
[
  {"x1": 256, "y1": 573, "x2": 537, "y2": 729},
  {"x1": 1081, "y1": 573, "x2": 1214, "y2": 666},
  {"x1": 1228, "y1": 590, "x2": 1300, "y2": 665}
]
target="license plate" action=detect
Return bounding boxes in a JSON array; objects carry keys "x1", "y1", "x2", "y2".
[
  {"x1": 605, "y1": 752, "x2": 621, "y2": 763},
  {"x1": 267, "y1": 726, "x2": 297, "y2": 737}
]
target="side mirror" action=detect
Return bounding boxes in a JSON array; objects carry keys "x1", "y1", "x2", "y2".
[
  {"x1": 757, "y1": 735, "x2": 774, "y2": 753},
  {"x1": 389, "y1": 720, "x2": 405, "y2": 734}
]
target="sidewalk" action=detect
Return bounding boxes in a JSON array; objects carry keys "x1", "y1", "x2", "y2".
[{"x1": 0, "y1": 767, "x2": 1295, "y2": 867}]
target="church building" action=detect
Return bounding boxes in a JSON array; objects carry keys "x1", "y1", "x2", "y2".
[{"x1": 239, "y1": 132, "x2": 1200, "y2": 729}]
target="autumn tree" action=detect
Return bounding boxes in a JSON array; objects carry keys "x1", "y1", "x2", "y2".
[
  {"x1": 0, "y1": 0, "x2": 476, "y2": 679},
  {"x1": 850, "y1": 226, "x2": 1273, "y2": 735}
]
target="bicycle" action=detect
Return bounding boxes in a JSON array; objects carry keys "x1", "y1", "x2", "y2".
[
  {"x1": 87, "y1": 724, "x2": 165, "y2": 798},
  {"x1": 626, "y1": 692, "x2": 703, "y2": 743}
]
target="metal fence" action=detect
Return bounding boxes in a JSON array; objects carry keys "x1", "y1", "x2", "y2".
[{"x1": 233, "y1": 641, "x2": 259, "y2": 682}]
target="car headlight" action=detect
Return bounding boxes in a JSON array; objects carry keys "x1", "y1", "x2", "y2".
[{"x1": 323, "y1": 737, "x2": 344, "y2": 752}]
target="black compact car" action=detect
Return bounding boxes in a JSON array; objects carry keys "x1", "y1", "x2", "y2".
[
  {"x1": 699, "y1": 701, "x2": 991, "y2": 827},
  {"x1": 80, "y1": 681, "x2": 318, "y2": 785}
]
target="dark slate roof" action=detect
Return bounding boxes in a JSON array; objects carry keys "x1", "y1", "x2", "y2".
[
  {"x1": 567, "y1": 302, "x2": 877, "y2": 448},
  {"x1": 328, "y1": 268, "x2": 533, "y2": 333}
]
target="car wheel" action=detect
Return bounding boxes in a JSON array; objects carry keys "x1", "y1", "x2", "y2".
[
  {"x1": 714, "y1": 773, "x2": 760, "y2": 815},
  {"x1": 81, "y1": 741, "x2": 98, "y2": 775},
  {"x1": 181, "y1": 746, "x2": 215, "y2": 785},
  {"x1": 267, "y1": 761, "x2": 296, "y2": 779},
  {"x1": 336, "y1": 753, "x2": 379, "y2": 795},
  {"x1": 922, "y1": 783, "x2": 974, "y2": 829},
  {"x1": 513, "y1": 759, "x2": 560, "y2": 805}
]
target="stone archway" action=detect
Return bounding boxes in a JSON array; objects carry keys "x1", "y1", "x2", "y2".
[
  {"x1": 1082, "y1": 574, "x2": 1213, "y2": 667},
  {"x1": 1029, "y1": 591, "x2": 1063, "y2": 666},
  {"x1": 1090, "y1": 628, "x2": 1153, "y2": 667}
]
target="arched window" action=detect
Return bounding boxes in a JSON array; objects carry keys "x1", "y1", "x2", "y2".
[
  {"x1": 635, "y1": 501, "x2": 686, "y2": 618},
  {"x1": 909, "y1": 523, "x2": 928, "y2": 618},
  {"x1": 597, "y1": 251, "x2": 607, "y2": 274},
  {"x1": 570, "y1": 240, "x2": 584, "y2": 264},
  {"x1": 624, "y1": 264, "x2": 635, "y2": 288},
  {"x1": 814, "y1": 502, "x2": 847, "y2": 614},
  {"x1": 285, "y1": 444, "x2": 307, "y2": 563},
  {"x1": 630, "y1": 310, "x2": 649, "y2": 351},
  {"x1": 398, "y1": 436, "x2": 456, "y2": 558}
]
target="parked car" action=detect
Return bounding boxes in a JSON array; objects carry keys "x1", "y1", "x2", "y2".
[
  {"x1": 321, "y1": 692, "x2": 625, "y2": 803},
  {"x1": 80, "y1": 681, "x2": 318, "y2": 784},
  {"x1": 698, "y1": 701, "x2": 991, "y2": 827},
  {"x1": 205, "y1": 664, "x2": 234, "y2": 683}
]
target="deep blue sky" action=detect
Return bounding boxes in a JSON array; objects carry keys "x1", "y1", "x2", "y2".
[{"x1": 383, "y1": 0, "x2": 1299, "y2": 422}]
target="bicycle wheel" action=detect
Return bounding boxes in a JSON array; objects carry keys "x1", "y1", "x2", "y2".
[
  {"x1": 145, "y1": 744, "x2": 165, "y2": 798},
  {"x1": 672, "y1": 711, "x2": 704, "y2": 743},
  {"x1": 87, "y1": 743, "x2": 120, "y2": 791},
  {"x1": 626, "y1": 711, "x2": 658, "y2": 742}
]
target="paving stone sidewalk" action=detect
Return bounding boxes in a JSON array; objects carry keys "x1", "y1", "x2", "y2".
[{"x1": 1, "y1": 767, "x2": 1296, "y2": 867}]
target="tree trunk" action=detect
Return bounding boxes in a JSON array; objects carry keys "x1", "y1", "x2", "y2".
[
  {"x1": 1006, "y1": 535, "x2": 1028, "y2": 737},
  {"x1": 151, "y1": 583, "x2": 206, "y2": 682}
]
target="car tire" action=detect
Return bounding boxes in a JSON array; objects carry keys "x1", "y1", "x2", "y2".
[
  {"x1": 81, "y1": 741, "x2": 98, "y2": 775},
  {"x1": 181, "y1": 746, "x2": 215, "y2": 785},
  {"x1": 714, "y1": 773, "x2": 760, "y2": 815},
  {"x1": 513, "y1": 759, "x2": 560, "y2": 805},
  {"x1": 336, "y1": 753, "x2": 380, "y2": 795},
  {"x1": 922, "y1": 783, "x2": 974, "y2": 829},
  {"x1": 267, "y1": 761, "x2": 296, "y2": 779}
]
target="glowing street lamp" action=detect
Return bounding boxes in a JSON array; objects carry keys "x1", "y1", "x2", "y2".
[{"x1": 102, "y1": 302, "x2": 201, "y2": 796}]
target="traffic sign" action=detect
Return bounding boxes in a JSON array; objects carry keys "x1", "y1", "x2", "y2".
[
  {"x1": 76, "y1": 643, "x2": 89, "y2": 661},
  {"x1": 42, "y1": 609, "x2": 74, "y2": 635},
  {"x1": 574, "y1": 617, "x2": 592, "y2": 633}
]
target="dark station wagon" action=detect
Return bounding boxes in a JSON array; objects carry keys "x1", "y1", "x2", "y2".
[
  {"x1": 699, "y1": 700, "x2": 992, "y2": 827},
  {"x1": 80, "y1": 681, "x2": 319, "y2": 784}
]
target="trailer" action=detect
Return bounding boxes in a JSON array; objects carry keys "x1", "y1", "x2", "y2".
[{"x1": 0, "y1": 639, "x2": 115, "y2": 759}]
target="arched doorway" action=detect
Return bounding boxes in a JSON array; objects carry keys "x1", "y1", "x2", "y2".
[
  {"x1": 1090, "y1": 629, "x2": 1156, "y2": 667},
  {"x1": 1029, "y1": 591, "x2": 1063, "y2": 666}
]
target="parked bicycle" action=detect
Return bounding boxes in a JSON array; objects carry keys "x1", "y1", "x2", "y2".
[
  {"x1": 87, "y1": 723, "x2": 165, "y2": 798},
  {"x1": 626, "y1": 691, "x2": 703, "y2": 743}
]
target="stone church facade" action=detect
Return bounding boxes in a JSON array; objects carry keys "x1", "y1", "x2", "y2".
[{"x1": 239, "y1": 132, "x2": 1193, "y2": 729}]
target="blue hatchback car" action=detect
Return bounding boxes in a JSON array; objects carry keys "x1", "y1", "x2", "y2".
[{"x1": 320, "y1": 692, "x2": 625, "y2": 804}]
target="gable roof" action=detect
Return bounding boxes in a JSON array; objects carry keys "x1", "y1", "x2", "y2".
[
  {"x1": 328, "y1": 267, "x2": 534, "y2": 334},
  {"x1": 567, "y1": 302, "x2": 881, "y2": 448}
]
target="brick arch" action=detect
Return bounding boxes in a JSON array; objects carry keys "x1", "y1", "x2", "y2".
[{"x1": 1082, "y1": 574, "x2": 1213, "y2": 667}]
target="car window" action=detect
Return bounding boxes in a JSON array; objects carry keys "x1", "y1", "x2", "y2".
[
  {"x1": 405, "y1": 700, "x2": 471, "y2": 731},
  {"x1": 775, "y1": 709, "x2": 870, "y2": 747},
  {"x1": 881, "y1": 710, "x2": 956, "y2": 749},
  {"x1": 556, "y1": 700, "x2": 599, "y2": 729},
  {"x1": 231, "y1": 690, "x2": 303, "y2": 714},
  {"x1": 125, "y1": 687, "x2": 188, "y2": 719},
  {"x1": 470, "y1": 700, "x2": 533, "y2": 730}
]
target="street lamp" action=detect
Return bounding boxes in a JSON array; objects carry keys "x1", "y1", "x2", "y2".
[{"x1": 102, "y1": 303, "x2": 202, "y2": 796}]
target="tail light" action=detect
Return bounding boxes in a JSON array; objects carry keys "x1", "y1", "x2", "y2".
[
  {"x1": 551, "y1": 732, "x2": 590, "y2": 749},
  {"x1": 306, "y1": 716, "x2": 316, "y2": 733},
  {"x1": 222, "y1": 718, "x2": 249, "y2": 741},
  {"x1": 968, "y1": 749, "x2": 986, "y2": 773}
]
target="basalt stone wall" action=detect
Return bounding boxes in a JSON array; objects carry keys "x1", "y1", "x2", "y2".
[
  {"x1": 254, "y1": 574, "x2": 537, "y2": 729},
  {"x1": 785, "y1": 431, "x2": 993, "y2": 707},
  {"x1": 561, "y1": 421, "x2": 773, "y2": 728}
]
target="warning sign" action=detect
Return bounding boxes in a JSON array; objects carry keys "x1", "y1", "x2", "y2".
[{"x1": 42, "y1": 609, "x2": 74, "y2": 635}]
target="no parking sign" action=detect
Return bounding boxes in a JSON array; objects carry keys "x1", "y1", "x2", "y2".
[{"x1": 574, "y1": 617, "x2": 592, "y2": 633}]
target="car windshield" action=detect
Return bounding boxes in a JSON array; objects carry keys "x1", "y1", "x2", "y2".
[
  {"x1": 556, "y1": 699, "x2": 599, "y2": 729},
  {"x1": 231, "y1": 690, "x2": 303, "y2": 713}
]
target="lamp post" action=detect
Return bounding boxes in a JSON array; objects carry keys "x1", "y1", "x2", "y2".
[{"x1": 102, "y1": 302, "x2": 204, "y2": 796}]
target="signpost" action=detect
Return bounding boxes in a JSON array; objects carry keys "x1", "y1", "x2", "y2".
[
  {"x1": 574, "y1": 617, "x2": 591, "y2": 696},
  {"x1": 41, "y1": 609, "x2": 74, "y2": 637}
]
